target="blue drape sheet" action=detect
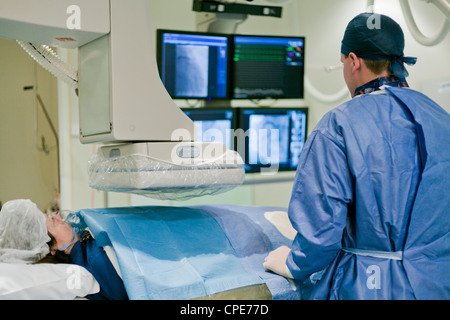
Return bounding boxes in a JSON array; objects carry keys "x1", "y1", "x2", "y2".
[{"x1": 77, "y1": 205, "x2": 301, "y2": 300}]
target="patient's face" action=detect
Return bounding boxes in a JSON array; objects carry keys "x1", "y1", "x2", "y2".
[{"x1": 45, "y1": 214, "x2": 74, "y2": 254}]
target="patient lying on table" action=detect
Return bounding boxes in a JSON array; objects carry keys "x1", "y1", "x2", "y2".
[
  {"x1": 0, "y1": 199, "x2": 128, "y2": 300},
  {"x1": 2, "y1": 199, "x2": 301, "y2": 300}
]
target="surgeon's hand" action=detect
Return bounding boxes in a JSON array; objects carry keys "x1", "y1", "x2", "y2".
[{"x1": 263, "y1": 246, "x2": 293, "y2": 279}]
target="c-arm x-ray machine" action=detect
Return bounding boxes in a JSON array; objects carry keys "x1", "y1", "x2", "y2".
[{"x1": 0, "y1": 0, "x2": 245, "y2": 199}]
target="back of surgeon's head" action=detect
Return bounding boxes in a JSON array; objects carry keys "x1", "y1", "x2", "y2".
[{"x1": 341, "y1": 12, "x2": 416, "y2": 78}]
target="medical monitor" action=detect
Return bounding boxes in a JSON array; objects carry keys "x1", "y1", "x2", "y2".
[
  {"x1": 237, "y1": 107, "x2": 308, "y2": 172},
  {"x1": 157, "y1": 29, "x2": 230, "y2": 100},
  {"x1": 182, "y1": 108, "x2": 237, "y2": 149},
  {"x1": 231, "y1": 35, "x2": 305, "y2": 99}
]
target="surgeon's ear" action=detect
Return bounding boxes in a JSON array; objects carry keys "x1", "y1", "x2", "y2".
[{"x1": 348, "y1": 52, "x2": 361, "y2": 73}]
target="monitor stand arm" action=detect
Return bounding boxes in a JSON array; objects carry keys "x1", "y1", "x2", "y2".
[{"x1": 207, "y1": 12, "x2": 248, "y2": 33}]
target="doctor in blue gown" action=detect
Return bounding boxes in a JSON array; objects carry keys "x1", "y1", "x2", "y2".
[{"x1": 263, "y1": 13, "x2": 450, "y2": 299}]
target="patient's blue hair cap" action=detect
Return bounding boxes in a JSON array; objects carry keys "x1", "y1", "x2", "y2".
[{"x1": 341, "y1": 12, "x2": 417, "y2": 77}]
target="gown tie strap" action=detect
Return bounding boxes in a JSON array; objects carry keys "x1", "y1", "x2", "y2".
[{"x1": 342, "y1": 247, "x2": 403, "y2": 260}]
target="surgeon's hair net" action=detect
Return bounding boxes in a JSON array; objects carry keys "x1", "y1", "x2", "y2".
[
  {"x1": 0, "y1": 199, "x2": 50, "y2": 264},
  {"x1": 341, "y1": 12, "x2": 417, "y2": 77}
]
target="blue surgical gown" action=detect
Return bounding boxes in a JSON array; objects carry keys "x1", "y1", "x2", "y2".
[
  {"x1": 70, "y1": 238, "x2": 129, "y2": 300},
  {"x1": 287, "y1": 86, "x2": 450, "y2": 299}
]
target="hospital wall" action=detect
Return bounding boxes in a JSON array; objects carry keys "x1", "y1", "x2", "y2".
[
  {"x1": 0, "y1": 39, "x2": 59, "y2": 211},
  {"x1": 1, "y1": 0, "x2": 449, "y2": 212}
]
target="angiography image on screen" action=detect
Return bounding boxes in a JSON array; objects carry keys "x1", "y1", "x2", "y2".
[
  {"x1": 194, "y1": 120, "x2": 232, "y2": 149},
  {"x1": 248, "y1": 114, "x2": 289, "y2": 165},
  {"x1": 183, "y1": 108, "x2": 236, "y2": 150},
  {"x1": 238, "y1": 108, "x2": 308, "y2": 172},
  {"x1": 175, "y1": 45, "x2": 209, "y2": 97},
  {"x1": 157, "y1": 30, "x2": 229, "y2": 99}
]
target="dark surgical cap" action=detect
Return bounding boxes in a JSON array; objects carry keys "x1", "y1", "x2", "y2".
[{"x1": 341, "y1": 13, "x2": 417, "y2": 77}]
